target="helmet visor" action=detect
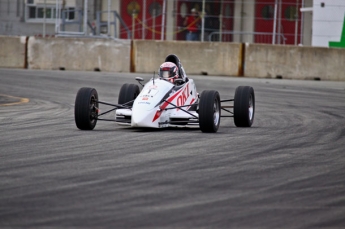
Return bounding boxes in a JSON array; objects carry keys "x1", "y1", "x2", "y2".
[
  {"x1": 159, "y1": 66, "x2": 176, "y2": 78},
  {"x1": 161, "y1": 71, "x2": 170, "y2": 78}
]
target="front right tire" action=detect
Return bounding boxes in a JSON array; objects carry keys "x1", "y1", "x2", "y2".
[{"x1": 199, "y1": 90, "x2": 221, "y2": 133}]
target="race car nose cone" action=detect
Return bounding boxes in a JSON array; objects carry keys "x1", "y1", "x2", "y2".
[{"x1": 131, "y1": 109, "x2": 159, "y2": 128}]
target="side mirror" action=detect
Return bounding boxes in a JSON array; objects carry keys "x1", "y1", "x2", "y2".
[
  {"x1": 135, "y1": 77, "x2": 145, "y2": 87},
  {"x1": 135, "y1": 77, "x2": 144, "y2": 82}
]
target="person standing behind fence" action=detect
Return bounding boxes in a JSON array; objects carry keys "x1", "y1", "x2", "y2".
[{"x1": 183, "y1": 8, "x2": 200, "y2": 41}]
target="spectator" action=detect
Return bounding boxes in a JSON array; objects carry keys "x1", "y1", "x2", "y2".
[{"x1": 183, "y1": 8, "x2": 200, "y2": 41}]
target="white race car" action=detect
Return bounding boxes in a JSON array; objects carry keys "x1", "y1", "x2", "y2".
[{"x1": 74, "y1": 54, "x2": 255, "y2": 133}]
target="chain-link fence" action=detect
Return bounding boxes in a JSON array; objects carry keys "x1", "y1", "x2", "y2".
[{"x1": 115, "y1": 0, "x2": 306, "y2": 45}]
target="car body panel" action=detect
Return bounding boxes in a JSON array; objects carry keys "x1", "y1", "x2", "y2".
[{"x1": 115, "y1": 78, "x2": 198, "y2": 128}]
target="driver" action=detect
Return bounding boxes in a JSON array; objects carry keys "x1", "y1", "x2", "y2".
[{"x1": 159, "y1": 62, "x2": 184, "y2": 84}]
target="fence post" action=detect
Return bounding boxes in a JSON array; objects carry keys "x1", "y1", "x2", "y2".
[
  {"x1": 132, "y1": 12, "x2": 135, "y2": 40},
  {"x1": 161, "y1": 0, "x2": 166, "y2": 40},
  {"x1": 83, "y1": 0, "x2": 88, "y2": 35},
  {"x1": 272, "y1": 0, "x2": 278, "y2": 44}
]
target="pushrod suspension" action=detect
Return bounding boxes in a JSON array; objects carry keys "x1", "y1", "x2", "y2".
[
  {"x1": 162, "y1": 100, "x2": 198, "y2": 119},
  {"x1": 98, "y1": 107, "x2": 117, "y2": 117},
  {"x1": 95, "y1": 99, "x2": 133, "y2": 109},
  {"x1": 221, "y1": 107, "x2": 233, "y2": 114},
  {"x1": 220, "y1": 99, "x2": 234, "y2": 102}
]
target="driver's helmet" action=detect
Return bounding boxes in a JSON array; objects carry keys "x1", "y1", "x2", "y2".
[{"x1": 159, "y1": 62, "x2": 179, "y2": 83}]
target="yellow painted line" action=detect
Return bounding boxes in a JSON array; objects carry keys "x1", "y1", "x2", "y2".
[{"x1": 0, "y1": 94, "x2": 30, "y2": 106}]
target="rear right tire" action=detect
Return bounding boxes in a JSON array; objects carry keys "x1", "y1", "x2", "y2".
[{"x1": 233, "y1": 86, "x2": 255, "y2": 127}]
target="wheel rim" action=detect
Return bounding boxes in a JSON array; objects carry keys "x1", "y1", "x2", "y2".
[
  {"x1": 89, "y1": 95, "x2": 97, "y2": 124},
  {"x1": 248, "y1": 94, "x2": 254, "y2": 121},
  {"x1": 213, "y1": 98, "x2": 220, "y2": 126}
]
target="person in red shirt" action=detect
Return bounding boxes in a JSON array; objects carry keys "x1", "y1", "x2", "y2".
[{"x1": 183, "y1": 8, "x2": 200, "y2": 41}]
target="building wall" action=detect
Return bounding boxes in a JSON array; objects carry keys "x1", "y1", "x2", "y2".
[
  {"x1": 0, "y1": 0, "x2": 97, "y2": 36},
  {"x1": 0, "y1": 0, "x2": 28, "y2": 35},
  {"x1": 312, "y1": 0, "x2": 345, "y2": 47}
]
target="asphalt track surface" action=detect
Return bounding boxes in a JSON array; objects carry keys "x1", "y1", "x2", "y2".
[{"x1": 0, "y1": 68, "x2": 345, "y2": 228}]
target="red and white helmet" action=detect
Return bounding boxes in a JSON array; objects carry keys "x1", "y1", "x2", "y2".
[{"x1": 159, "y1": 62, "x2": 179, "y2": 82}]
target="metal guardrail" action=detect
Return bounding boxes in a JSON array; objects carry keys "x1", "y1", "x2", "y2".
[{"x1": 208, "y1": 31, "x2": 287, "y2": 44}]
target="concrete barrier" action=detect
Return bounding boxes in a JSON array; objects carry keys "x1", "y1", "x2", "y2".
[
  {"x1": 244, "y1": 43, "x2": 345, "y2": 81},
  {"x1": 28, "y1": 37, "x2": 130, "y2": 72},
  {"x1": 2, "y1": 34, "x2": 345, "y2": 81},
  {"x1": 132, "y1": 40, "x2": 243, "y2": 76},
  {"x1": 0, "y1": 36, "x2": 27, "y2": 68}
]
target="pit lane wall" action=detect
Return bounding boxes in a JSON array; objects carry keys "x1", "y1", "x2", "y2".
[
  {"x1": 27, "y1": 37, "x2": 130, "y2": 72},
  {"x1": 245, "y1": 43, "x2": 345, "y2": 81},
  {"x1": 132, "y1": 40, "x2": 243, "y2": 76},
  {"x1": 0, "y1": 36, "x2": 27, "y2": 68}
]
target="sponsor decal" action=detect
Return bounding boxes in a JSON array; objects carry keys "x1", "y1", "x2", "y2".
[
  {"x1": 138, "y1": 102, "x2": 150, "y2": 105},
  {"x1": 141, "y1": 89, "x2": 158, "y2": 99},
  {"x1": 176, "y1": 84, "x2": 190, "y2": 109},
  {"x1": 142, "y1": 97, "x2": 148, "y2": 100},
  {"x1": 152, "y1": 84, "x2": 187, "y2": 122},
  {"x1": 149, "y1": 85, "x2": 158, "y2": 89}
]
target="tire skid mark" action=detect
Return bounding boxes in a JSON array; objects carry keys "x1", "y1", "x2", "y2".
[{"x1": 0, "y1": 93, "x2": 29, "y2": 106}]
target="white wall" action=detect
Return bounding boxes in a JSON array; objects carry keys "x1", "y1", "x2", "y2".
[{"x1": 312, "y1": 0, "x2": 345, "y2": 47}]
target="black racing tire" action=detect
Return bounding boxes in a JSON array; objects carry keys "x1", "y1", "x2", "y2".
[
  {"x1": 199, "y1": 90, "x2": 221, "y2": 133},
  {"x1": 233, "y1": 86, "x2": 255, "y2": 127},
  {"x1": 118, "y1": 83, "x2": 140, "y2": 106},
  {"x1": 74, "y1": 87, "x2": 98, "y2": 130}
]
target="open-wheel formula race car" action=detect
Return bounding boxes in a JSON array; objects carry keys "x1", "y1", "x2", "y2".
[{"x1": 74, "y1": 54, "x2": 255, "y2": 133}]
